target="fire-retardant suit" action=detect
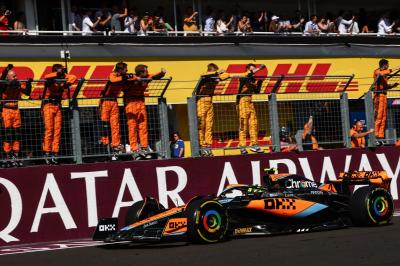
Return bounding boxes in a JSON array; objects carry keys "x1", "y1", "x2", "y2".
[
  {"x1": 236, "y1": 64, "x2": 265, "y2": 154},
  {"x1": 197, "y1": 69, "x2": 230, "y2": 155},
  {"x1": 373, "y1": 68, "x2": 392, "y2": 139},
  {"x1": 0, "y1": 70, "x2": 32, "y2": 166},
  {"x1": 99, "y1": 63, "x2": 128, "y2": 153},
  {"x1": 42, "y1": 65, "x2": 76, "y2": 164},
  {"x1": 123, "y1": 65, "x2": 166, "y2": 157}
]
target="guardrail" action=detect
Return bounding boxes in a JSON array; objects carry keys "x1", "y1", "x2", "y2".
[{"x1": 1, "y1": 30, "x2": 400, "y2": 37}]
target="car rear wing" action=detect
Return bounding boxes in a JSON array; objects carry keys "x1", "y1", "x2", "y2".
[{"x1": 329, "y1": 171, "x2": 391, "y2": 189}]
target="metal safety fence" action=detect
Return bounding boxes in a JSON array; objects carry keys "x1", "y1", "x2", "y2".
[
  {"x1": 0, "y1": 77, "x2": 171, "y2": 166},
  {"x1": 187, "y1": 74, "x2": 354, "y2": 156}
]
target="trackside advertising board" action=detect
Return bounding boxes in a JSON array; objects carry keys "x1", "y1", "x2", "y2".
[
  {"x1": 0, "y1": 147, "x2": 399, "y2": 246},
  {"x1": 1, "y1": 58, "x2": 400, "y2": 104}
]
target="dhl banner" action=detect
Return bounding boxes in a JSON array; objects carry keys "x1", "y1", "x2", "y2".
[{"x1": 1, "y1": 58, "x2": 399, "y2": 104}]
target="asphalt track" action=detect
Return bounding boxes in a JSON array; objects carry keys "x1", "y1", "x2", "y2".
[{"x1": 2, "y1": 217, "x2": 400, "y2": 266}]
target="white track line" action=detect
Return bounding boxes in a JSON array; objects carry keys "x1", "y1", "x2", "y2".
[{"x1": 0, "y1": 240, "x2": 131, "y2": 256}]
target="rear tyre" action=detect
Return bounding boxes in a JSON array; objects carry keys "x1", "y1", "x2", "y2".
[
  {"x1": 186, "y1": 199, "x2": 228, "y2": 243},
  {"x1": 351, "y1": 186, "x2": 394, "y2": 226},
  {"x1": 125, "y1": 197, "x2": 165, "y2": 226}
]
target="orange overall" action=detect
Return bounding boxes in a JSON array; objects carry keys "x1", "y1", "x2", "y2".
[
  {"x1": 237, "y1": 72, "x2": 260, "y2": 147},
  {"x1": 197, "y1": 72, "x2": 230, "y2": 148},
  {"x1": 99, "y1": 72, "x2": 124, "y2": 148},
  {"x1": 42, "y1": 73, "x2": 76, "y2": 153},
  {"x1": 350, "y1": 128, "x2": 365, "y2": 148},
  {"x1": 302, "y1": 123, "x2": 318, "y2": 150},
  {"x1": 373, "y1": 69, "x2": 392, "y2": 139},
  {"x1": 1, "y1": 81, "x2": 30, "y2": 153},
  {"x1": 123, "y1": 72, "x2": 164, "y2": 150}
]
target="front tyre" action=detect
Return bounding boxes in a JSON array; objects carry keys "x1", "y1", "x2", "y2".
[
  {"x1": 186, "y1": 200, "x2": 228, "y2": 243},
  {"x1": 351, "y1": 186, "x2": 394, "y2": 226}
]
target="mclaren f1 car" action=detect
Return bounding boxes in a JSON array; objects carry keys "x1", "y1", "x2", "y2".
[{"x1": 93, "y1": 169, "x2": 394, "y2": 243}]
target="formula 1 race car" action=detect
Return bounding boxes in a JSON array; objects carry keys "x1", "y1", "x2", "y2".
[{"x1": 93, "y1": 169, "x2": 394, "y2": 244}]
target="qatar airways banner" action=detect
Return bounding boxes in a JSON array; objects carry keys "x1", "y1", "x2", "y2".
[{"x1": 1, "y1": 147, "x2": 399, "y2": 246}]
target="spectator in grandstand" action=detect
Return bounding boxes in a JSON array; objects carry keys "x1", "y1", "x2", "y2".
[
  {"x1": 238, "y1": 15, "x2": 252, "y2": 33},
  {"x1": 290, "y1": 9, "x2": 305, "y2": 32},
  {"x1": 138, "y1": 12, "x2": 153, "y2": 36},
  {"x1": 216, "y1": 12, "x2": 234, "y2": 35},
  {"x1": 358, "y1": 8, "x2": 370, "y2": 33},
  {"x1": 347, "y1": 16, "x2": 360, "y2": 34},
  {"x1": 123, "y1": 64, "x2": 166, "y2": 159},
  {"x1": 0, "y1": 7, "x2": 11, "y2": 32},
  {"x1": 99, "y1": 62, "x2": 126, "y2": 159},
  {"x1": 170, "y1": 131, "x2": 184, "y2": 158},
  {"x1": 318, "y1": 17, "x2": 335, "y2": 33},
  {"x1": 377, "y1": 14, "x2": 395, "y2": 35},
  {"x1": 183, "y1": 7, "x2": 199, "y2": 35},
  {"x1": 110, "y1": 5, "x2": 128, "y2": 32},
  {"x1": 337, "y1": 13, "x2": 355, "y2": 34},
  {"x1": 236, "y1": 64, "x2": 265, "y2": 154},
  {"x1": 268, "y1": 15, "x2": 281, "y2": 33},
  {"x1": 82, "y1": 10, "x2": 101, "y2": 35},
  {"x1": 153, "y1": 15, "x2": 172, "y2": 33},
  {"x1": 42, "y1": 64, "x2": 77, "y2": 165},
  {"x1": 13, "y1": 12, "x2": 27, "y2": 31},
  {"x1": 124, "y1": 9, "x2": 139, "y2": 33},
  {"x1": 280, "y1": 127, "x2": 298, "y2": 153},
  {"x1": 0, "y1": 67, "x2": 32, "y2": 167},
  {"x1": 204, "y1": 8, "x2": 216, "y2": 35},
  {"x1": 302, "y1": 116, "x2": 319, "y2": 151},
  {"x1": 252, "y1": 11, "x2": 268, "y2": 32},
  {"x1": 95, "y1": 8, "x2": 112, "y2": 33},
  {"x1": 304, "y1": 15, "x2": 320, "y2": 35},
  {"x1": 373, "y1": 59, "x2": 400, "y2": 145},
  {"x1": 350, "y1": 120, "x2": 374, "y2": 148},
  {"x1": 197, "y1": 63, "x2": 230, "y2": 157},
  {"x1": 69, "y1": 5, "x2": 82, "y2": 31},
  {"x1": 393, "y1": 19, "x2": 400, "y2": 33}
]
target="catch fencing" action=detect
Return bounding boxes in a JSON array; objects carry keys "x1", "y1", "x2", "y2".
[
  {"x1": 187, "y1": 74, "x2": 354, "y2": 156},
  {"x1": 0, "y1": 77, "x2": 171, "y2": 164}
]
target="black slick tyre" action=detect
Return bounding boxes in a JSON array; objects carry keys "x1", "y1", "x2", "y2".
[{"x1": 350, "y1": 186, "x2": 394, "y2": 226}]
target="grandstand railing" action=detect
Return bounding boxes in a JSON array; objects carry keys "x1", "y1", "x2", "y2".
[
  {"x1": 0, "y1": 77, "x2": 171, "y2": 164},
  {"x1": 1, "y1": 30, "x2": 400, "y2": 37},
  {"x1": 187, "y1": 74, "x2": 354, "y2": 156}
]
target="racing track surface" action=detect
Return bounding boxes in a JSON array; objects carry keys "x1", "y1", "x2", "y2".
[{"x1": 2, "y1": 217, "x2": 400, "y2": 266}]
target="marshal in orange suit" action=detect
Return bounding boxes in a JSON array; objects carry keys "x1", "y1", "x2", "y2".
[
  {"x1": 373, "y1": 59, "x2": 399, "y2": 145},
  {"x1": 42, "y1": 64, "x2": 76, "y2": 165},
  {"x1": 123, "y1": 64, "x2": 166, "y2": 158}
]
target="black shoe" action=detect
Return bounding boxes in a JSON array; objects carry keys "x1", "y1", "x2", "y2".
[
  {"x1": 44, "y1": 153, "x2": 53, "y2": 165},
  {"x1": 51, "y1": 154, "x2": 59, "y2": 165},
  {"x1": 240, "y1": 148, "x2": 248, "y2": 155},
  {"x1": 375, "y1": 140, "x2": 384, "y2": 147}
]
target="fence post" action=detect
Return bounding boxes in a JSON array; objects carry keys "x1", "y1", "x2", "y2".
[
  {"x1": 187, "y1": 95, "x2": 200, "y2": 157},
  {"x1": 70, "y1": 106, "x2": 83, "y2": 164},
  {"x1": 158, "y1": 97, "x2": 170, "y2": 159},
  {"x1": 364, "y1": 90, "x2": 376, "y2": 147},
  {"x1": 340, "y1": 92, "x2": 351, "y2": 148},
  {"x1": 268, "y1": 93, "x2": 281, "y2": 152}
]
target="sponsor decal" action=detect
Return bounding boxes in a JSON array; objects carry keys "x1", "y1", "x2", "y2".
[
  {"x1": 264, "y1": 198, "x2": 296, "y2": 210},
  {"x1": 98, "y1": 224, "x2": 116, "y2": 232},
  {"x1": 163, "y1": 218, "x2": 187, "y2": 236},
  {"x1": 234, "y1": 227, "x2": 253, "y2": 235},
  {"x1": 286, "y1": 179, "x2": 318, "y2": 189},
  {"x1": 310, "y1": 191, "x2": 324, "y2": 195},
  {"x1": 143, "y1": 221, "x2": 158, "y2": 228}
]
